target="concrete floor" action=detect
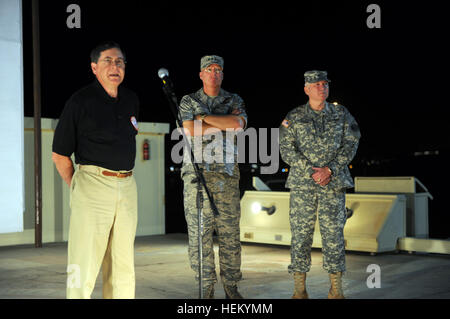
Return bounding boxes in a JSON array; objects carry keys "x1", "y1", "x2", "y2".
[{"x1": 0, "y1": 233, "x2": 449, "y2": 299}]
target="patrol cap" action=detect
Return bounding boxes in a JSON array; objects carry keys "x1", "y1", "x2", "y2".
[
  {"x1": 304, "y1": 70, "x2": 330, "y2": 84},
  {"x1": 200, "y1": 55, "x2": 224, "y2": 70}
]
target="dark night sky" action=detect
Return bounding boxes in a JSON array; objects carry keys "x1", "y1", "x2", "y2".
[{"x1": 22, "y1": 1, "x2": 449, "y2": 237}]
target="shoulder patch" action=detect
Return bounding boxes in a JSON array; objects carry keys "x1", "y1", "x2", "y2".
[{"x1": 282, "y1": 119, "x2": 290, "y2": 128}]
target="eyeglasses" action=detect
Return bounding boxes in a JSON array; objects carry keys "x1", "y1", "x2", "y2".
[
  {"x1": 99, "y1": 58, "x2": 126, "y2": 68},
  {"x1": 306, "y1": 82, "x2": 329, "y2": 89},
  {"x1": 203, "y1": 68, "x2": 223, "y2": 74}
]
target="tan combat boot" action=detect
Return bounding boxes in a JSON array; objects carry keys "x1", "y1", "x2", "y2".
[
  {"x1": 328, "y1": 272, "x2": 345, "y2": 299},
  {"x1": 292, "y1": 272, "x2": 309, "y2": 299},
  {"x1": 203, "y1": 284, "x2": 215, "y2": 299},
  {"x1": 224, "y1": 285, "x2": 243, "y2": 299}
]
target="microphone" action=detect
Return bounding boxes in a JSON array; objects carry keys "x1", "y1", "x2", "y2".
[
  {"x1": 158, "y1": 68, "x2": 173, "y2": 88},
  {"x1": 158, "y1": 67, "x2": 178, "y2": 120}
]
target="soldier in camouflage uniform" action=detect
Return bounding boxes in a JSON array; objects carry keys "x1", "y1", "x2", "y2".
[
  {"x1": 279, "y1": 70, "x2": 360, "y2": 299},
  {"x1": 179, "y1": 55, "x2": 247, "y2": 299}
]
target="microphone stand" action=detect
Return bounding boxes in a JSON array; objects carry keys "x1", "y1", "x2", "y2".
[{"x1": 159, "y1": 73, "x2": 219, "y2": 299}]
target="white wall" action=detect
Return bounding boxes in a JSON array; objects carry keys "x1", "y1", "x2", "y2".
[
  {"x1": 0, "y1": 0, "x2": 24, "y2": 234},
  {"x1": 0, "y1": 118, "x2": 170, "y2": 247}
]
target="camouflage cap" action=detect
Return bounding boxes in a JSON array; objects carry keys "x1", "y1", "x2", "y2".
[
  {"x1": 304, "y1": 70, "x2": 330, "y2": 84},
  {"x1": 200, "y1": 55, "x2": 224, "y2": 70}
]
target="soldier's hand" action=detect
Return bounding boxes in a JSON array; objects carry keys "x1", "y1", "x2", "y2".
[
  {"x1": 312, "y1": 166, "x2": 332, "y2": 184},
  {"x1": 318, "y1": 176, "x2": 331, "y2": 186}
]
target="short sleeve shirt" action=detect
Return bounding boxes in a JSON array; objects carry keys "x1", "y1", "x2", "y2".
[{"x1": 52, "y1": 80, "x2": 140, "y2": 171}]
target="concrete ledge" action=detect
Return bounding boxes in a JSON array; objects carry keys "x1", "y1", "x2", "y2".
[{"x1": 398, "y1": 237, "x2": 450, "y2": 254}]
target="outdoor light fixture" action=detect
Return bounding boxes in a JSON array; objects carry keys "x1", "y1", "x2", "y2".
[
  {"x1": 251, "y1": 202, "x2": 276, "y2": 215},
  {"x1": 346, "y1": 202, "x2": 360, "y2": 219},
  {"x1": 251, "y1": 202, "x2": 261, "y2": 214}
]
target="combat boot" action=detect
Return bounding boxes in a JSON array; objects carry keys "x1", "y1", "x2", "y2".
[
  {"x1": 328, "y1": 272, "x2": 345, "y2": 299},
  {"x1": 292, "y1": 272, "x2": 309, "y2": 299},
  {"x1": 224, "y1": 285, "x2": 243, "y2": 299},
  {"x1": 203, "y1": 284, "x2": 215, "y2": 299}
]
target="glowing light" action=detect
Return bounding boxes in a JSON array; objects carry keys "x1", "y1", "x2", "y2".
[{"x1": 251, "y1": 202, "x2": 262, "y2": 214}]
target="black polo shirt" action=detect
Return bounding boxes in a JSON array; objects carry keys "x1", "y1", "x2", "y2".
[{"x1": 52, "y1": 80, "x2": 140, "y2": 171}]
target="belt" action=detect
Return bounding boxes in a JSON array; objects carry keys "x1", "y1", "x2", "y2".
[{"x1": 102, "y1": 170, "x2": 133, "y2": 178}]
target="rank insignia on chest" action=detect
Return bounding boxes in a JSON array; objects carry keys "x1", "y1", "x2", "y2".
[
  {"x1": 282, "y1": 119, "x2": 290, "y2": 128},
  {"x1": 130, "y1": 116, "x2": 138, "y2": 131}
]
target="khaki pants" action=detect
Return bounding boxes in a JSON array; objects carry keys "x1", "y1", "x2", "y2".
[{"x1": 66, "y1": 165, "x2": 138, "y2": 299}]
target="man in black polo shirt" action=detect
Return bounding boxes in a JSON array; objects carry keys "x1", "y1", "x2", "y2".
[{"x1": 52, "y1": 41, "x2": 139, "y2": 299}]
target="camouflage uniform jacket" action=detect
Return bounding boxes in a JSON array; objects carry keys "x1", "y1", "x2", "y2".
[
  {"x1": 279, "y1": 102, "x2": 360, "y2": 190},
  {"x1": 179, "y1": 88, "x2": 247, "y2": 177}
]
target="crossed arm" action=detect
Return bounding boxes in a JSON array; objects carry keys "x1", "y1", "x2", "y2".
[{"x1": 182, "y1": 110, "x2": 246, "y2": 136}]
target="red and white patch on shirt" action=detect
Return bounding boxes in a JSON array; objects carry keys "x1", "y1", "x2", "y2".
[{"x1": 130, "y1": 116, "x2": 138, "y2": 131}]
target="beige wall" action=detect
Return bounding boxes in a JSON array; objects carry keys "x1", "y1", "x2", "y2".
[{"x1": 0, "y1": 117, "x2": 170, "y2": 247}]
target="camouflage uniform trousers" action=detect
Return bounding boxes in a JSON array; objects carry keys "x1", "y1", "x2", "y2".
[
  {"x1": 182, "y1": 171, "x2": 242, "y2": 286},
  {"x1": 288, "y1": 186, "x2": 347, "y2": 274}
]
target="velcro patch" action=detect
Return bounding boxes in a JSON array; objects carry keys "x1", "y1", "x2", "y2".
[{"x1": 281, "y1": 119, "x2": 290, "y2": 128}]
